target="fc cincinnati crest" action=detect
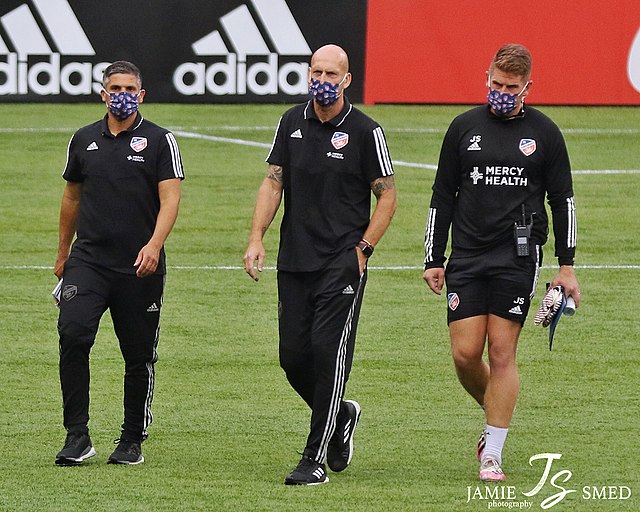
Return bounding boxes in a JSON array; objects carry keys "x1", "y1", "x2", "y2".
[
  {"x1": 62, "y1": 285, "x2": 77, "y2": 301},
  {"x1": 448, "y1": 292, "x2": 460, "y2": 311},
  {"x1": 519, "y1": 138, "x2": 536, "y2": 156},
  {"x1": 331, "y1": 131, "x2": 349, "y2": 150},
  {"x1": 130, "y1": 137, "x2": 148, "y2": 152}
]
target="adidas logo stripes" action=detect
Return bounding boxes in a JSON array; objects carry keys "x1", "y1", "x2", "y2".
[
  {"x1": 342, "y1": 285, "x2": 355, "y2": 295},
  {"x1": 508, "y1": 305, "x2": 523, "y2": 315},
  {"x1": 0, "y1": 0, "x2": 94, "y2": 56},
  {"x1": 175, "y1": 0, "x2": 311, "y2": 97},
  {"x1": 191, "y1": 0, "x2": 310, "y2": 57},
  {"x1": 312, "y1": 467, "x2": 325, "y2": 479},
  {"x1": 342, "y1": 419, "x2": 352, "y2": 443},
  {"x1": 0, "y1": 0, "x2": 103, "y2": 96}
]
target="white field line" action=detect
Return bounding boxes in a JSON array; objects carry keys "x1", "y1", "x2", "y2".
[
  {"x1": 2, "y1": 127, "x2": 638, "y2": 174},
  {"x1": 3, "y1": 126, "x2": 640, "y2": 134},
  {"x1": 172, "y1": 130, "x2": 271, "y2": 149},
  {"x1": 155, "y1": 126, "x2": 640, "y2": 135},
  {"x1": 170, "y1": 130, "x2": 640, "y2": 174},
  {"x1": 3, "y1": 265, "x2": 640, "y2": 271}
]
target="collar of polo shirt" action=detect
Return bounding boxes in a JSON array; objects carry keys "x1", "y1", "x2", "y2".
[{"x1": 305, "y1": 96, "x2": 352, "y2": 126}]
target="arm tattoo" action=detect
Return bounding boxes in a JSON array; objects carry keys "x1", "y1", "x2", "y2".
[
  {"x1": 267, "y1": 165, "x2": 283, "y2": 183},
  {"x1": 371, "y1": 176, "x2": 396, "y2": 198}
]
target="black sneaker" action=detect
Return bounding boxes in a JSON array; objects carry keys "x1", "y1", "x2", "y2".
[
  {"x1": 327, "y1": 399, "x2": 361, "y2": 472},
  {"x1": 284, "y1": 456, "x2": 329, "y2": 485},
  {"x1": 55, "y1": 432, "x2": 96, "y2": 466},
  {"x1": 107, "y1": 438, "x2": 144, "y2": 465}
]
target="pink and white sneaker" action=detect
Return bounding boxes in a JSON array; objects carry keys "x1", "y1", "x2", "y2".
[{"x1": 479, "y1": 457, "x2": 506, "y2": 482}]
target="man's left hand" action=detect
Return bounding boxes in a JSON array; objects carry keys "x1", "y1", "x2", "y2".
[
  {"x1": 551, "y1": 265, "x2": 581, "y2": 307},
  {"x1": 134, "y1": 242, "x2": 161, "y2": 277},
  {"x1": 355, "y1": 247, "x2": 367, "y2": 275}
]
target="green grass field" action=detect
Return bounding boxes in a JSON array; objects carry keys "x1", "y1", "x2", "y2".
[{"x1": 0, "y1": 103, "x2": 639, "y2": 511}]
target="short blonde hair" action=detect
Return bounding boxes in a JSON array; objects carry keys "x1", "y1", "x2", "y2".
[{"x1": 490, "y1": 44, "x2": 532, "y2": 80}]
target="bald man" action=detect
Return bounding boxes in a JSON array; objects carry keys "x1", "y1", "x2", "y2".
[{"x1": 244, "y1": 44, "x2": 397, "y2": 485}]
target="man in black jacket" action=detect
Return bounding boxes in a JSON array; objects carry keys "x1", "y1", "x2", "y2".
[{"x1": 423, "y1": 44, "x2": 580, "y2": 482}]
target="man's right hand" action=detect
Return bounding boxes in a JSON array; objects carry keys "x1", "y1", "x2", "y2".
[
  {"x1": 423, "y1": 267, "x2": 445, "y2": 295},
  {"x1": 243, "y1": 241, "x2": 266, "y2": 281},
  {"x1": 53, "y1": 255, "x2": 67, "y2": 279}
]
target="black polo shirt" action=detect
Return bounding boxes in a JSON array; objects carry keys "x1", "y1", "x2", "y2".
[
  {"x1": 267, "y1": 98, "x2": 394, "y2": 272},
  {"x1": 63, "y1": 113, "x2": 184, "y2": 275}
]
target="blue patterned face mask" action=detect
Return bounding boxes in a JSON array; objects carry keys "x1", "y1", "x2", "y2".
[
  {"x1": 103, "y1": 90, "x2": 140, "y2": 120},
  {"x1": 309, "y1": 74, "x2": 347, "y2": 106},
  {"x1": 487, "y1": 78, "x2": 528, "y2": 116}
]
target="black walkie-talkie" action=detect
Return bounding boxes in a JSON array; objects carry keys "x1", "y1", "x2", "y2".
[{"x1": 514, "y1": 204, "x2": 532, "y2": 257}]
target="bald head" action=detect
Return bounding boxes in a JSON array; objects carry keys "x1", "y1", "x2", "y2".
[
  {"x1": 310, "y1": 44, "x2": 350, "y2": 75},
  {"x1": 308, "y1": 44, "x2": 352, "y2": 112}
]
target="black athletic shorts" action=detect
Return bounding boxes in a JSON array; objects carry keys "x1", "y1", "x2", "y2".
[{"x1": 444, "y1": 243, "x2": 542, "y2": 325}]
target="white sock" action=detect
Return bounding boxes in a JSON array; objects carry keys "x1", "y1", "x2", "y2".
[{"x1": 482, "y1": 425, "x2": 508, "y2": 465}]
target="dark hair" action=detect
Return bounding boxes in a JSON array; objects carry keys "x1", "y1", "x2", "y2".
[
  {"x1": 102, "y1": 61, "x2": 142, "y2": 88},
  {"x1": 490, "y1": 44, "x2": 532, "y2": 80}
]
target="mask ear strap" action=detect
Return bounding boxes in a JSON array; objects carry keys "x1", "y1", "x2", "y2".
[
  {"x1": 333, "y1": 73, "x2": 348, "y2": 101},
  {"x1": 518, "y1": 82, "x2": 530, "y2": 97},
  {"x1": 101, "y1": 89, "x2": 111, "y2": 106}
]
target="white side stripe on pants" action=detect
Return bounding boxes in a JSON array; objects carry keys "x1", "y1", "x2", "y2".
[
  {"x1": 142, "y1": 278, "x2": 163, "y2": 437},
  {"x1": 316, "y1": 273, "x2": 365, "y2": 463}
]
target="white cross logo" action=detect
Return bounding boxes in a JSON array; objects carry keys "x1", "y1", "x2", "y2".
[{"x1": 470, "y1": 167, "x2": 484, "y2": 185}]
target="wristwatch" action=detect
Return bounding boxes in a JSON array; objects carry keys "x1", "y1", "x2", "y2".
[{"x1": 357, "y1": 239, "x2": 374, "y2": 258}]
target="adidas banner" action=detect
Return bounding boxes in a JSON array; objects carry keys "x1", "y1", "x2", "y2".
[
  {"x1": 0, "y1": 0, "x2": 366, "y2": 103},
  {"x1": 6, "y1": 0, "x2": 635, "y2": 105}
]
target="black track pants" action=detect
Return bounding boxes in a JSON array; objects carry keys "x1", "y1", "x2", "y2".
[
  {"x1": 57, "y1": 258, "x2": 164, "y2": 442},
  {"x1": 277, "y1": 249, "x2": 367, "y2": 463}
]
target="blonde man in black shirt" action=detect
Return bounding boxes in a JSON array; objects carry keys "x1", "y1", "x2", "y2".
[{"x1": 423, "y1": 44, "x2": 580, "y2": 482}]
